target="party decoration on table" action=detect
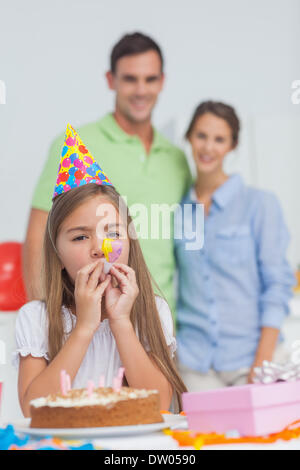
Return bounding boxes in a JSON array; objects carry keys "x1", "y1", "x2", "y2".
[
  {"x1": 102, "y1": 238, "x2": 123, "y2": 274},
  {"x1": 0, "y1": 425, "x2": 29, "y2": 450},
  {"x1": 0, "y1": 242, "x2": 27, "y2": 311},
  {"x1": 52, "y1": 123, "x2": 112, "y2": 200},
  {"x1": 10, "y1": 436, "x2": 96, "y2": 451},
  {"x1": 0, "y1": 424, "x2": 98, "y2": 450},
  {"x1": 164, "y1": 419, "x2": 300, "y2": 450},
  {"x1": 253, "y1": 340, "x2": 300, "y2": 384}
]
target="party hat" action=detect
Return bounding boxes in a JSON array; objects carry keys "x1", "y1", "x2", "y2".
[{"x1": 52, "y1": 123, "x2": 112, "y2": 199}]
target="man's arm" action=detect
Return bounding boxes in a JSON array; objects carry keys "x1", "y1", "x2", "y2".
[{"x1": 22, "y1": 208, "x2": 49, "y2": 301}]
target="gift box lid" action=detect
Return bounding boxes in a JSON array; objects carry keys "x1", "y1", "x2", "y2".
[{"x1": 182, "y1": 380, "x2": 300, "y2": 412}]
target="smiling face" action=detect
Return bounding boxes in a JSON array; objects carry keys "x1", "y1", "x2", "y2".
[
  {"x1": 188, "y1": 112, "x2": 235, "y2": 176},
  {"x1": 56, "y1": 195, "x2": 129, "y2": 284},
  {"x1": 106, "y1": 50, "x2": 164, "y2": 124}
]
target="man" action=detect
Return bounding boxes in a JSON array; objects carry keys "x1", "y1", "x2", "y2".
[{"x1": 23, "y1": 32, "x2": 192, "y2": 319}]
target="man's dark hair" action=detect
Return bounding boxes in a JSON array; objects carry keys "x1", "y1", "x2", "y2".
[{"x1": 110, "y1": 32, "x2": 164, "y2": 74}]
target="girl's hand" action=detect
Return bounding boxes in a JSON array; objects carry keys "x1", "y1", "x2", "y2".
[
  {"x1": 104, "y1": 263, "x2": 139, "y2": 327},
  {"x1": 74, "y1": 260, "x2": 111, "y2": 336}
]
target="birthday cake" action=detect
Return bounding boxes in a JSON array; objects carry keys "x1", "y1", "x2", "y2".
[{"x1": 29, "y1": 387, "x2": 163, "y2": 428}]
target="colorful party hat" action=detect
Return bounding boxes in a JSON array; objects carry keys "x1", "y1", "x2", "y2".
[{"x1": 52, "y1": 123, "x2": 113, "y2": 200}]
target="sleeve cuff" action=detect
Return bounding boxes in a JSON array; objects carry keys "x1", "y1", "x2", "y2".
[
  {"x1": 12, "y1": 349, "x2": 49, "y2": 369},
  {"x1": 260, "y1": 304, "x2": 288, "y2": 329}
]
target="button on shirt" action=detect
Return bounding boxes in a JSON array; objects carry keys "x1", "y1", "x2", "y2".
[
  {"x1": 31, "y1": 113, "x2": 192, "y2": 316},
  {"x1": 174, "y1": 174, "x2": 296, "y2": 372}
]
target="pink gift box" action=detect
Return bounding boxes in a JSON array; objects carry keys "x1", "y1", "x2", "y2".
[{"x1": 182, "y1": 380, "x2": 300, "y2": 436}]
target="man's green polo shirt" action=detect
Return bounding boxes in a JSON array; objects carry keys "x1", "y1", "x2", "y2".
[{"x1": 32, "y1": 113, "x2": 192, "y2": 320}]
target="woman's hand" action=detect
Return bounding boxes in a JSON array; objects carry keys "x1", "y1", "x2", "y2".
[
  {"x1": 247, "y1": 359, "x2": 264, "y2": 384},
  {"x1": 104, "y1": 263, "x2": 139, "y2": 327},
  {"x1": 247, "y1": 328, "x2": 280, "y2": 383},
  {"x1": 74, "y1": 260, "x2": 111, "y2": 336},
  {"x1": 247, "y1": 364, "x2": 257, "y2": 384}
]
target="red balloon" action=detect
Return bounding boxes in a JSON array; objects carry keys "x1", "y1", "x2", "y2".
[{"x1": 0, "y1": 242, "x2": 27, "y2": 311}]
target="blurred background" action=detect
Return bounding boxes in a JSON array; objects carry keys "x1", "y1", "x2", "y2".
[{"x1": 0, "y1": 0, "x2": 300, "y2": 421}]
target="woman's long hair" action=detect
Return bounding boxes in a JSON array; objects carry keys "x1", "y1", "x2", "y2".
[{"x1": 41, "y1": 183, "x2": 187, "y2": 411}]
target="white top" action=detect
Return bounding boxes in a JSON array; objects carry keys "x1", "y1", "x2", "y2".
[{"x1": 12, "y1": 296, "x2": 177, "y2": 390}]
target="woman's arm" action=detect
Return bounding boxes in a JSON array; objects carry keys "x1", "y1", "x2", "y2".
[
  {"x1": 18, "y1": 326, "x2": 94, "y2": 417},
  {"x1": 110, "y1": 318, "x2": 173, "y2": 410},
  {"x1": 253, "y1": 193, "x2": 295, "y2": 329},
  {"x1": 248, "y1": 193, "x2": 295, "y2": 383}
]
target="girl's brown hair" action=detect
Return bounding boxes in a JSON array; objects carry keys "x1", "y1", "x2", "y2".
[
  {"x1": 185, "y1": 100, "x2": 240, "y2": 147},
  {"x1": 41, "y1": 183, "x2": 187, "y2": 411}
]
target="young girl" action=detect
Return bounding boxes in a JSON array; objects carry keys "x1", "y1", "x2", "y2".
[
  {"x1": 13, "y1": 126, "x2": 187, "y2": 417},
  {"x1": 174, "y1": 101, "x2": 295, "y2": 391}
]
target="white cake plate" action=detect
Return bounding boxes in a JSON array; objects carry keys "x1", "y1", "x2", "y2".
[{"x1": 11, "y1": 414, "x2": 187, "y2": 439}]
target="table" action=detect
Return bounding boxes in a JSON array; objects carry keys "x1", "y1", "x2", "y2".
[{"x1": 2, "y1": 414, "x2": 300, "y2": 450}]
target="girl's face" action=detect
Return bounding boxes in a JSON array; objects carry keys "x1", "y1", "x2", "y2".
[
  {"x1": 188, "y1": 112, "x2": 234, "y2": 176},
  {"x1": 56, "y1": 195, "x2": 130, "y2": 283}
]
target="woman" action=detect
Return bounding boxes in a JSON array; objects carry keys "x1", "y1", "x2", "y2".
[{"x1": 174, "y1": 101, "x2": 295, "y2": 391}]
